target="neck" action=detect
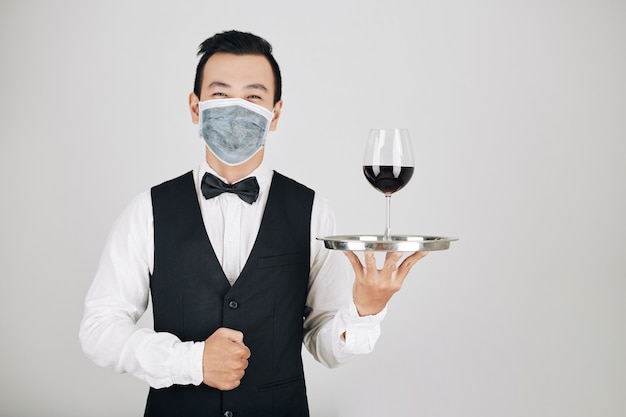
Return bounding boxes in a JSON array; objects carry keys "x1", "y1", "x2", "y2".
[{"x1": 205, "y1": 148, "x2": 264, "y2": 184}]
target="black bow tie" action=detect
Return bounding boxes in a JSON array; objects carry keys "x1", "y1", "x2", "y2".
[{"x1": 201, "y1": 172, "x2": 260, "y2": 204}]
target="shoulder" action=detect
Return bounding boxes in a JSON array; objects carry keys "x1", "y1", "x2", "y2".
[
  {"x1": 272, "y1": 171, "x2": 314, "y2": 194},
  {"x1": 120, "y1": 190, "x2": 153, "y2": 220},
  {"x1": 110, "y1": 170, "x2": 196, "y2": 231},
  {"x1": 105, "y1": 190, "x2": 153, "y2": 246},
  {"x1": 270, "y1": 171, "x2": 337, "y2": 216},
  {"x1": 151, "y1": 171, "x2": 195, "y2": 195}
]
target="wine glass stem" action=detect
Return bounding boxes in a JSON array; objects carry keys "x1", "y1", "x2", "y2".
[{"x1": 384, "y1": 195, "x2": 391, "y2": 240}]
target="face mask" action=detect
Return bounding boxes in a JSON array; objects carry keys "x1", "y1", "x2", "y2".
[{"x1": 198, "y1": 98, "x2": 274, "y2": 166}]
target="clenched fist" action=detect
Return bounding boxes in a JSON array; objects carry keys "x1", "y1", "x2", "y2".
[{"x1": 202, "y1": 328, "x2": 251, "y2": 391}]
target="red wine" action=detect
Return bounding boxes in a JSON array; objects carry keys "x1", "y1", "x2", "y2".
[{"x1": 363, "y1": 165, "x2": 414, "y2": 195}]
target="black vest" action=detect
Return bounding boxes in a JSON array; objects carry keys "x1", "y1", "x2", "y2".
[{"x1": 145, "y1": 171, "x2": 314, "y2": 417}]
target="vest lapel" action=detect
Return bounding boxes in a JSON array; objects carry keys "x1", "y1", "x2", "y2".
[{"x1": 231, "y1": 171, "x2": 283, "y2": 290}]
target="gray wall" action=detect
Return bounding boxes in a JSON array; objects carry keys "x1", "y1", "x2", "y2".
[{"x1": 1, "y1": 0, "x2": 625, "y2": 416}]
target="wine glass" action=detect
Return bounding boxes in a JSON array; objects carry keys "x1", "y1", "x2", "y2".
[{"x1": 363, "y1": 128, "x2": 414, "y2": 241}]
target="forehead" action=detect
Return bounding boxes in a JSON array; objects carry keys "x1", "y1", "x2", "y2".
[{"x1": 202, "y1": 52, "x2": 275, "y2": 92}]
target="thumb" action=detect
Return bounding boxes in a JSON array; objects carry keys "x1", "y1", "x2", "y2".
[{"x1": 223, "y1": 328, "x2": 245, "y2": 346}]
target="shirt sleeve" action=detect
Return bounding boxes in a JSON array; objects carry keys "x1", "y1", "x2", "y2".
[
  {"x1": 303, "y1": 195, "x2": 386, "y2": 368},
  {"x1": 78, "y1": 192, "x2": 204, "y2": 388}
]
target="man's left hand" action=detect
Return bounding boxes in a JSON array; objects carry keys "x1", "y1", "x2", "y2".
[{"x1": 343, "y1": 251, "x2": 428, "y2": 316}]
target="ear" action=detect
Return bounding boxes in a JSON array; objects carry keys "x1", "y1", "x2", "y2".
[
  {"x1": 269, "y1": 100, "x2": 283, "y2": 131},
  {"x1": 189, "y1": 92, "x2": 200, "y2": 124}
]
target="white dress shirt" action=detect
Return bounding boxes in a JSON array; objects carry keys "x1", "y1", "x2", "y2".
[{"x1": 79, "y1": 161, "x2": 386, "y2": 389}]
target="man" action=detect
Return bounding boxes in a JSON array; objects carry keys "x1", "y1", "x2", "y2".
[{"x1": 80, "y1": 30, "x2": 427, "y2": 417}]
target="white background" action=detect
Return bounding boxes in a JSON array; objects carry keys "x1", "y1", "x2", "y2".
[{"x1": 1, "y1": 1, "x2": 625, "y2": 416}]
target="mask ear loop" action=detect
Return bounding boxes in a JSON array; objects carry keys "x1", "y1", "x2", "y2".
[{"x1": 266, "y1": 108, "x2": 276, "y2": 133}]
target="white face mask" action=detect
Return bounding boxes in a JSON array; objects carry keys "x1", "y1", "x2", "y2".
[{"x1": 198, "y1": 98, "x2": 274, "y2": 166}]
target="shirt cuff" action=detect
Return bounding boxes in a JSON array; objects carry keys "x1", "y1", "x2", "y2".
[
  {"x1": 170, "y1": 341, "x2": 205, "y2": 386},
  {"x1": 341, "y1": 301, "x2": 387, "y2": 354}
]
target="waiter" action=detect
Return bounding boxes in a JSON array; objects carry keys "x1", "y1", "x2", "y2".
[{"x1": 80, "y1": 30, "x2": 427, "y2": 417}]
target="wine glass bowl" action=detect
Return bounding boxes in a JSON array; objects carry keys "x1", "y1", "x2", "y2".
[
  {"x1": 362, "y1": 165, "x2": 414, "y2": 195},
  {"x1": 363, "y1": 128, "x2": 414, "y2": 240}
]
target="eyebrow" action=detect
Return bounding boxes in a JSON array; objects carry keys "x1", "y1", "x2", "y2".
[
  {"x1": 245, "y1": 83, "x2": 269, "y2": 92},
  {"x1": 208, "y1": 81, "x2": 268, "y2": 92},
  {"x1": 208, "y1": 81, "x2": 230, "y2": 89}
]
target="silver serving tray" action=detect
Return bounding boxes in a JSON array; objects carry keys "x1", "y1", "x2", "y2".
[{"x1": 318, "y1": 235, "x2": 458, "y2": 252}]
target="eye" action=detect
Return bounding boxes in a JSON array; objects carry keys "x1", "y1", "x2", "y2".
[
  {"x1": 247, "y1": 95, "x2": 262, "y2": 100},
  {"x1": 212, "y1": 92, "x2": 227, "y2": 97}
]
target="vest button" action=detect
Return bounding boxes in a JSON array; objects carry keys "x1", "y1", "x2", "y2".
[
  {"x1": 228, "y1": 300, "x2": 239, "y2": 309},
  {"x1": 223, "y1": 411, "x2": 234, "y2": 417}
]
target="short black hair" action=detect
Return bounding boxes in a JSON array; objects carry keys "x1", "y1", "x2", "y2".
[{"x1": 193, "y1": 30, "x2": 282, "y2": 104}]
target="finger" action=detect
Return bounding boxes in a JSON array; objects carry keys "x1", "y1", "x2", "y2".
[
  {"x1": 342, "y1": 250, "x2": 363, "y2": 275},
  {"x1": 218, "y1": 329, "x2": 251, "y2": 359},
  {"x1": 230, "y1": 353, "x2": 249, "y2": 370},
  {"x1": 364, "y1": 251, "x2": 377, "y2": 272},
  {"x1": 219, "y1": 328, "x2": 247, "y2": 346},
  {"x1": 398, "y1": 251, "x2": 429, "y2": 272},
  {"x1": 238, "y1": 345, "x2": 251, "y2": 360},
  {"x1": 395, "y1": 251, "x2": 428, "y2": 284},
  {"x1": 382, "y1": 251, "x2": 403, "y2": 274},
  {"x1": 221, "y1": 376, "x2": 243, "y2": 391}
]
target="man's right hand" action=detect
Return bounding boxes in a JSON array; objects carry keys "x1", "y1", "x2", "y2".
[{"x1": 202, "y1": 328, "x2": 251, "y2": 390}]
